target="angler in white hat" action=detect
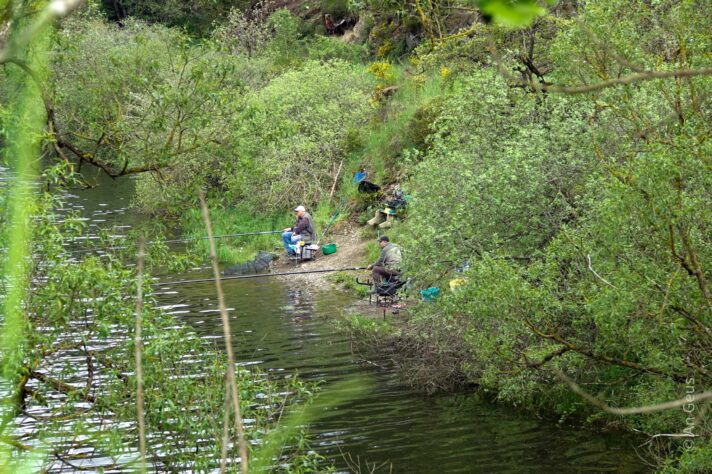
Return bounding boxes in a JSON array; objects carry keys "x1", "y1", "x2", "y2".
[{"x1": 282, "y1": 205, "x2": 316, "y2": 256}]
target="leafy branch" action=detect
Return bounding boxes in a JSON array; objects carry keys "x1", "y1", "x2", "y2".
[{"x1": 523, "y1": 319, "x2": 687, "y2": 383}]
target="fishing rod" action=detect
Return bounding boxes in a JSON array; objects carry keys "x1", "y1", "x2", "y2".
[
  {"x1": 316, "y1": 198, "x2": 346, "y2": 245},
  {"x1": 63, "y1": 200, "x2": 344, "y2": 254},
  {"x1": 163, "y1": 230, "x2": 282, "y2": 244},
  {"x1": 65, "y1": 230, "x2": 283, "y2": 255},
  {"x1": 153, "y1": 266, "x2": 368, "y2": 287}
]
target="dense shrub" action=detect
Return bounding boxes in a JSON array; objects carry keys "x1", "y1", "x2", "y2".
[
  {"x1": 52, "y1": 18, "x2": 244, "y2": 213},
  {"x1": 220, "y1": 59, "x2": 374, "y2": 212},
  {"x1": 402, "y1": 69, "x2": 594, "y2": 274}
]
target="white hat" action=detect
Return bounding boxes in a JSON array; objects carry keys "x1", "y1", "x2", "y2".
[{"x1": 294, "y1": 205, "x2": 306, "y2": 212}]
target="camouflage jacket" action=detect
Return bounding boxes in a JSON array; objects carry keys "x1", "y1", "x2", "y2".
[{"x1": 374, "y1": 243, "x2": 402, "y2": 270}]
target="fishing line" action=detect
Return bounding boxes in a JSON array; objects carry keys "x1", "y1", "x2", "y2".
[{"x1": 152, "y1": 266, "x2": 368, "y2": 287}]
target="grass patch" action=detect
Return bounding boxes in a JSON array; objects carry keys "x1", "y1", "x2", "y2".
[
  {"x1": 182, "y1": 204, "x2": 292, "y2": 264},
  {"x1": 182, "y1": 201, "x2": 348, "y2": 263},
  {"x1": 328, "y1": 271, "x2": 370, "y2": 295},
  {"x1": 336, "y1": 67, "x2": 445, "y2": 223},
  {"x1": 337, "y1": 314, "x2": 395, "y2": 336},
  {"x1": 364, "y1": 240, "x2": 381, "y2": 263}
]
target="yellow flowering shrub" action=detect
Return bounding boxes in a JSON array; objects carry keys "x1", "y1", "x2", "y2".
[{"x1": 368, "y1": 61, "x2": 394, "y2": 81}]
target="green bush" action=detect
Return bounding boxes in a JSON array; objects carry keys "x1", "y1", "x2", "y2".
[
  {"x1": 402, "y1": 69, "x2": 593, "y2": 276},
  {"x1": 51, "y1": 18, "x2": 244, "y2": 214},
  {"x1": 221, "y1": 59, "x2": 374, "y2": 213},
  {"x1": 267, "y1": 9, "x2": 305, "y2": 67},
  {"x1": 393, "y1": 0, "x2": 712, "y2": 461},
  {"x1": 307, "y1": 35, "x2": 369, "y2": 62}
]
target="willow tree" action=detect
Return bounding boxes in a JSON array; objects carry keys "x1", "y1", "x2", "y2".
[{"x1": 398, "y1": 0, "x2": 711, "y2": 469}]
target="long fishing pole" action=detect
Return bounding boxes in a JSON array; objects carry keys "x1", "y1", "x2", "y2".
[
  {"x1": 163, "y1": 230, "x2": 282, "y2": 244},
  {"x1": 153, "y1": 266, "x2": 368, "y2": 287},
  {"x1": 66, "y1": 230, "x2": 284, "y2": 255}
]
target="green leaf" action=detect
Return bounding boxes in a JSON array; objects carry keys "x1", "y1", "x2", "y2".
[{"x1": 478, "y1": 0, "x2": 547, "y2": 26}]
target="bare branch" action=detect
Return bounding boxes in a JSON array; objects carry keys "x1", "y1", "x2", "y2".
[
  {"x1": 586, "y1": 253, "x2": 617, "y2": 288},
  {"x1": 524, "y1": 319, "x2": 686, "y2": 383},
  {"x1": 30, "y1": 370, "x2": 96, "y2": 404},
  {"x1": 531, "y1": 67, "x2": 712, "y2": 94},
  {"x1": 527, "y1": 346, "x2": 569, "y2": 368},
  {"x1": 552, "y1": 367, "x2": 712, "y2": 415}
]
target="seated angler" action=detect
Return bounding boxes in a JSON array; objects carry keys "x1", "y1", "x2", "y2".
[
  {"x1": 282, "y1": 205, "x2": 316, "y2": 256},
  {"x1": 367, "y1": 235, "x2": 402, "y2": 284}
]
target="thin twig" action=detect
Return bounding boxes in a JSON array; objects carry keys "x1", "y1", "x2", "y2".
[
  {"x1": 587, "y1": 253, "x2": 617, "y2": 288},
  {"x1": 134, "y1": 236, "x2": 147, "y2": 473},
  {"x1": 199, "y1": 192, "x2": 249, "y2": 474},
  {"x1": 329, "y1": 159, "x2": 343, "y2": 202}
]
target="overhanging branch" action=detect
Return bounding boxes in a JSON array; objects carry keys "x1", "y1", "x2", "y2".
[
  {"x1": 4, "y1": 57, "x2": 164, "y2": 179},
  {"x1": 529, "y1": 67, "x2": 712, "y2": 94},
  {"x1": 553, "y1": 367, "x2": 712, "y2": 416},
  {"x1": 524, "y1": 319, "x2": 686, "y2": 383}
]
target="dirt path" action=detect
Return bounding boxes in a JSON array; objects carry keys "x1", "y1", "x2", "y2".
[
  {"x1": 272, "y1": 222, "x2": 370, "y2": 289},
  {"x1": 270, "y1": 221, "x2": 416, "y2": 319}
]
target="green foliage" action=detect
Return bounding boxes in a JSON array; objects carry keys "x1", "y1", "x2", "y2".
[
  {"x1": 350, "y1": 68, "x2": 445, "y2": 187},
  {"x1": 330, "y1": 271, "x2": 369, "y2": 295},
  {"x1": 267, "y1": 9, "x2": 306, "y2": 67},
  {"x1": 7, "y1": 0, "x2": 709, "y2": 470},
  {"x1": 475, "y1": 0, "x2": 550, "y2": 26},
  {"x1": 337, "y1": 314, "x2": 395, "y2": 336},
  {"x1": 51, "y1": 18, "x2": 244, "y2": 213},
  {"x1": 220, "y1": 59, "x2": 374, "y2": 213},
  {"x1": 306, "y1": 35, "x2": 368, "y2": 63},
  {"x1": 376, "y1": 0, "x2": 711, "y2": 467},
  {"x1": 0, "y1": 5, "x2": 53, "y2": 470},
  {"x1": 402, "y1": 69, "x2": 593, "y2": 275},
  {"x1": 364, "y1": 240, "x2": 381, "y2": 264},
  {"x1": 321, "y1": 0, "x2": 351, "y2": 18},
  {"x1": 212, "y1": 2, "x2": 274, "y2": 58},
  {"x1": 662, "y1": 439, "x2": 712, "y2": 474}
]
